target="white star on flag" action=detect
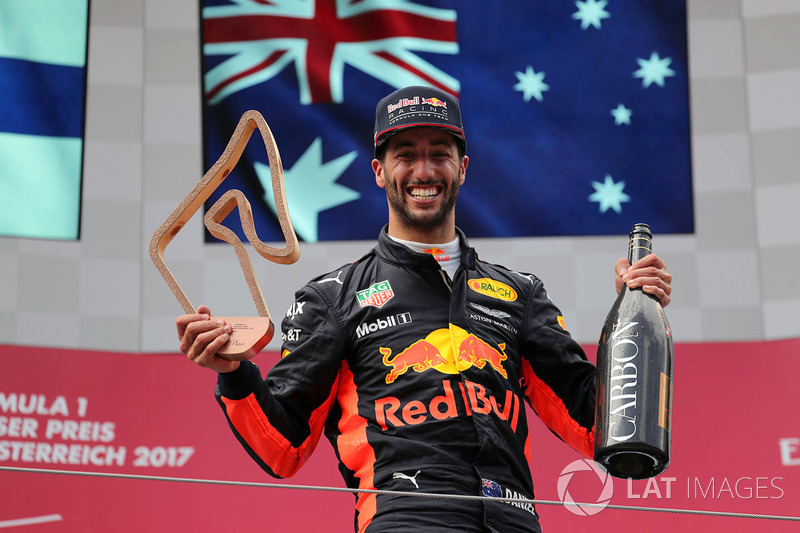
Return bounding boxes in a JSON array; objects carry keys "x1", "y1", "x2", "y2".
[
  {"x1": 258, "y1": 138, "x2": 359, "y2": 242},
  {"x1": 633, "y1": 51, "x2": 676, "y2": 88},
  {"x1": 588, "y1": 175, "x2": 631, "y2": 214},
  {"x1": 611, "y1": 104, "x2": 632, "y2": 125},
  {"x1": 572, "y1": 0, "x2": 610, "y2": 30},
  {"x1": 513, "y1": 66, "x2": 549, "y2": 102}
]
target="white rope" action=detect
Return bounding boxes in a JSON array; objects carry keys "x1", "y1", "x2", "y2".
[{"x1": 2, "y1": 466, "x2": 799, "y2": 522}]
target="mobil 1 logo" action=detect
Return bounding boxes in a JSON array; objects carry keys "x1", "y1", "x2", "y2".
[{"x1": 356, "y1": 313, "x2": 412, "y2": 339}]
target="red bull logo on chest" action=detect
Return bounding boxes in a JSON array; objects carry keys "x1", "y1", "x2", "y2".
[
  {"x1": 379, "y1": 325, "x2": 508, "y2": 384},
  {"x1": 375, "y1": 378, "x2": 521, "y2": 432}
]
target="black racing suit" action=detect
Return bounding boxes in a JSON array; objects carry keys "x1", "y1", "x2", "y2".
[{"x1": 216, "y1": 226, "x2": 596, "y2": 532}]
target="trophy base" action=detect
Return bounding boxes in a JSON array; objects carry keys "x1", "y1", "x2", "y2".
[{"x1": 216, "y1": 317, "x2": 274, "y2": 361}]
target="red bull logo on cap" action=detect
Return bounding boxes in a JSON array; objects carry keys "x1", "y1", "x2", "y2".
[
  {"x1": 379, "y1": 325, "x2": 508, "y2": 384},
  {"x1": 421, "y1": 97, "x2": 447, "y2": 107},
  {"x1": 387, "y1": 96, "x2": 448, "y2": 113},
  {"x1": 386, "y1": 97, "x2": 420, "y2": 113}
]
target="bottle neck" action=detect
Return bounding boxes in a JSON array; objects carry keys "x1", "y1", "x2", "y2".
[{"x1": 627, "y1": 225, "x2": 653, "y2": 264}]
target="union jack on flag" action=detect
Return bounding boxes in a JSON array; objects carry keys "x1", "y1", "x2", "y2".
[
  {"x1": 200, "y1": 0, "x2": 692, "y2": 242},
  {"x1": 204, "y1": 0, "x2": 459, "y2": 105}
]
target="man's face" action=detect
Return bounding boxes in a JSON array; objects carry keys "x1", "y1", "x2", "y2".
[{"x1": 372, "y1": 128, "x2": 468, "y2": 237}]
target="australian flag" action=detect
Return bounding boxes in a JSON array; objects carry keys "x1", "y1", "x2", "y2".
[
  {"x1": 200, "y1": 0, "x2": 691, "y2": 242},
  {"x1": 481, "y1": 478, "x2": 503, "y2": 498},
  {"x1": 0, "y1": 0, "x2": 88, "y2": 241}
]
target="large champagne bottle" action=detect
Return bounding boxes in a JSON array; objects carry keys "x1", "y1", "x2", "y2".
[{"x1": 594, "y1": 223, "x2": 673, "y2": 479}]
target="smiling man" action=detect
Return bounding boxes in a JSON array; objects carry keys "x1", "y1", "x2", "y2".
[
  {"x1": 374, "y1": 127, "x2": 465, "y2": 242},
  {"x1": 176, "y1": 86, "x2": 672, "y2": 533},
  {"x1": 372, "y1": 87, "x2": 468, "y2": 244}
]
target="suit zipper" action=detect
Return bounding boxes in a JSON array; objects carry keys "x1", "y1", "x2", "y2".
[{"x1": 439, "y1": 270, "x2": 452, "y2": 292}]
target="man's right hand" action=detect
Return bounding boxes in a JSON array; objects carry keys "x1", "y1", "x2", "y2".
[{"x1": 176, "y1": 305, "x2": 241, "y2": 373}]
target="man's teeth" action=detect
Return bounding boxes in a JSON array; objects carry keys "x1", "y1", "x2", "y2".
[{"x1": 410, "y1": 188, "x2": 438, "y2": 199}]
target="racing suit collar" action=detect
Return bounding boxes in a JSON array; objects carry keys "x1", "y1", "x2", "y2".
[{"x1": 376, "y1": 224, "x2": 476, "y2": 270}]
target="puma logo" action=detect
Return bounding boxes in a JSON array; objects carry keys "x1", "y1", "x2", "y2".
[
  {"x1": 392, "y1": 470, "x2": 421, "y2": 489},
  {"x1": 318, "y1": 271, "x2": 343, "y2": 285},
  {"x1": 511, "y1": 271, "x2": 534, "y2": 285}
]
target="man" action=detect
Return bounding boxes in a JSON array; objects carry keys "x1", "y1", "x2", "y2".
[{"x1": 177, "y1": 86, "x2": 672, "y2": 532}]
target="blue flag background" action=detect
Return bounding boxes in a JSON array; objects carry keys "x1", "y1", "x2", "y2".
[{"x1": 200, "y1": 0, "x2": 691, "y2": 242}]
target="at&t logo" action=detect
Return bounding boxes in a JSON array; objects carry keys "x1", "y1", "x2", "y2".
[{"x1": 557, "y1": 459, "x2": 614, "y2": 516}]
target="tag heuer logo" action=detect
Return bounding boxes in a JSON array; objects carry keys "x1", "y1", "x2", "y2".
[{"x1": 357, "y1": 280, "x2": 394, "y2": 308}]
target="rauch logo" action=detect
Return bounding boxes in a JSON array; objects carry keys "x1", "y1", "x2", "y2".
[{"x1": 468, "y1": 278, "x2": 517, "y2": 302}]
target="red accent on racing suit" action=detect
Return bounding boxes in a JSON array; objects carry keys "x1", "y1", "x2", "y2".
[{"x1": 216, "y1": 226, "x2": 596, "y2": 532}]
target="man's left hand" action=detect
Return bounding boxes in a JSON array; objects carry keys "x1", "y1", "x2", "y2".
[{"x1": 615, "y1": 254, "x2": 672, "y2": 307}]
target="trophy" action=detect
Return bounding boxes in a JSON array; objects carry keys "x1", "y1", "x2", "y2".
[{"x1": 149, "y1": 110, "x2": 299, "y2": 360}]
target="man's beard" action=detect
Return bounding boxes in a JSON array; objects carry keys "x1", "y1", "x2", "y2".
[{"x1": 384, "y1": 174, "x2": 460, "y2": 230}]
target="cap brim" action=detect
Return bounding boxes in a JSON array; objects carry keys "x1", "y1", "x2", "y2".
[{"x1": 374, "y1": 123, "x2": 466, "y2": 153}]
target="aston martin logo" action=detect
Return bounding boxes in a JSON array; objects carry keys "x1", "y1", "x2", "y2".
[{"x1": 470, "y1": 303, "x2": 511, "y2": 319}]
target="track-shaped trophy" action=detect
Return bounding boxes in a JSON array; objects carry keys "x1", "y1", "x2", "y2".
[{"x1": 150, "y1": 110, "x2": 299, "y2": 360}]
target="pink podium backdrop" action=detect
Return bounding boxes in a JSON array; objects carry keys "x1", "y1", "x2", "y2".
[{"x1": 2, "y1": 340, "x2": 799, "y2": 531}]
